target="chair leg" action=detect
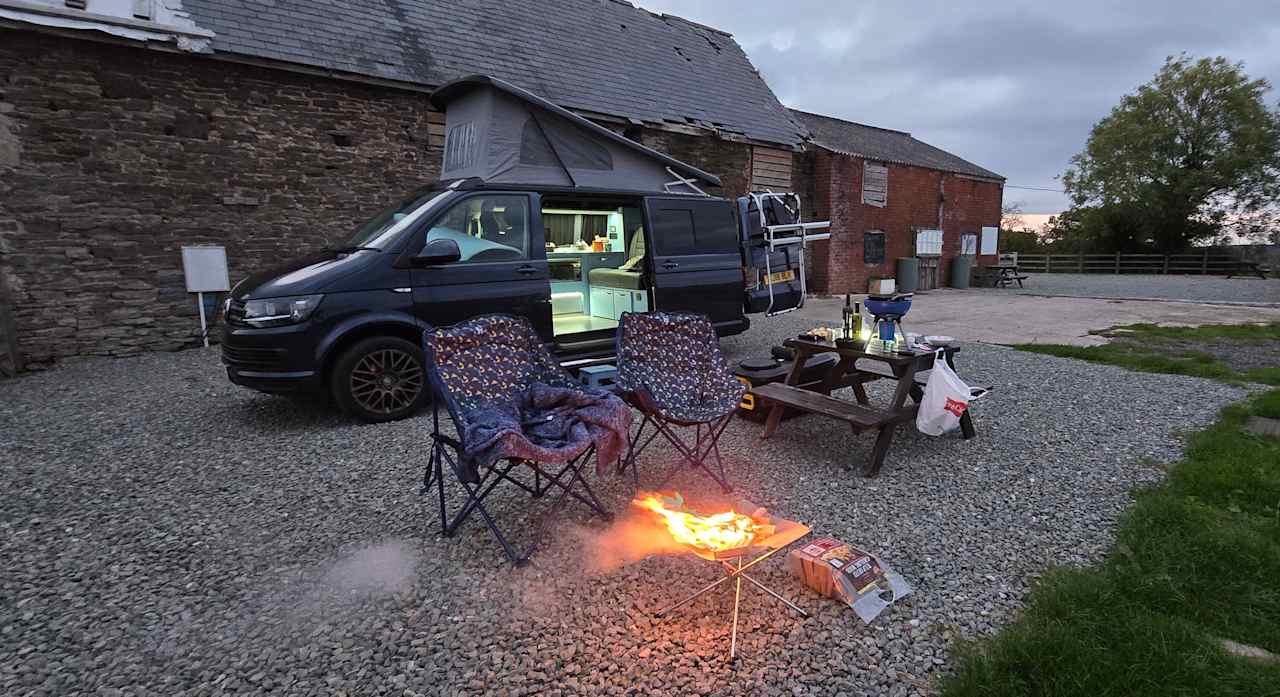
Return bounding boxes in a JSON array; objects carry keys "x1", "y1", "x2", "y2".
[
  {"x1": 622, "y1": 415, "x2": 662, "y2": 489},
  {"x1": 445, "y1": 461, "x2": 526, "y2": 565},
  {"x1": 651, "y1": 415, "x2": 733, "y2": 493}
]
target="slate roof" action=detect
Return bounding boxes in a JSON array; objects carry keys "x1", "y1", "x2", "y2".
[
  {"x1": 789, "y1": 109, "x2": 1003, "y2": 180},
  {"x1": 180, "y1": 0, "x2": 803, "y2": 147}
]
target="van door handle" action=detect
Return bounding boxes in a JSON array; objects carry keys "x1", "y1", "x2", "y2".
[
  {"x1": 516, "y1": 264, "x2": 539, "y2": 275},
  {"x1": 661, "y1": 261, "x2": 680, "y2": 269}
]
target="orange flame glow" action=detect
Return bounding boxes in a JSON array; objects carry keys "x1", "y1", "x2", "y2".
[{"x1": 631, "y1": 494, "x2": 769, "y2": 553}]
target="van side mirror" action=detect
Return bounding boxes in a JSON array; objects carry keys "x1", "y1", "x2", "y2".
[{"x1": 414, "y1": 239, "x2": 462, "y2": 266}]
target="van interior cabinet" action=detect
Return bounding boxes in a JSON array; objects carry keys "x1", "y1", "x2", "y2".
[
  {"x1": 589, "y1": 286, "x2": 615, "y2": 320},
  {"x1": 590, "y1": 287, "x2": 648, "y2": 320}
]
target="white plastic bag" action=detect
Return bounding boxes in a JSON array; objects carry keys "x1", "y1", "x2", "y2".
[{"x1": 916, "y1": 349, "x2": 979, "y2": 436}]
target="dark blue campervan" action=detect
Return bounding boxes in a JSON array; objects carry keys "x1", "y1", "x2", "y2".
[{"x1": 222, "y1": 75, "x2": 826, "y2": 422}]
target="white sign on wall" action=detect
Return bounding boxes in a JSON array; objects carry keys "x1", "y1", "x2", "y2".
[
  {"x1": 980, "y1": 226, "x2": 999, "y2": 255},
  {"x1": 181, "y1": 246, "x2": 230, "y2": 293},
  {"x1": 915, "y1": 229, "x2": 943, "y2": 256}
]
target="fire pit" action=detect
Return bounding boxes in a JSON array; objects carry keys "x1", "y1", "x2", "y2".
[{"x1": 633, "y1": 492, "x2": 811, "y2": 659}]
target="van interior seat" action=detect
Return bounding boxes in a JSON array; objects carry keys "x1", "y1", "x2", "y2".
[{"x1": 588, "y1": 227, "x2": 646, "y2": 289}]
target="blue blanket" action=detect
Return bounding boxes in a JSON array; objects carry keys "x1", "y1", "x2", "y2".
[{"x1": 461, "y1": 383, "x2": 632, "y2": 479}]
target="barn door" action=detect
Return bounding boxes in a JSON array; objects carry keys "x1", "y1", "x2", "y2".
[
  {"x1": 913, "y1": 229, "x2": 943, "y2": 291},
  {"x1": 917, "y1": 258, "x2": 939, "y2": 290}
]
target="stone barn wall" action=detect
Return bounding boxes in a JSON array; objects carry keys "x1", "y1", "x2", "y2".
[
  {"x1": 0, "y1": 30, "x2": 445, "y2": 367},
  {"x1": 0, "y1": 29, "x2": 769, "y2": 368}
]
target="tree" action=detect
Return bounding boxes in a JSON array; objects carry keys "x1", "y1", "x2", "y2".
[
  {"x1": 998, "y1": 202, "x2": 1045, "y2": 254},
  {"x1": 1061, "y1": 55, "x2": 1280, "y2": 252}
]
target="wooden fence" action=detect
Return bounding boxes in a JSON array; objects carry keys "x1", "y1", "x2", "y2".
[{"x1": 1017, "y1": 251, "x2": 1241, "y2": 275}]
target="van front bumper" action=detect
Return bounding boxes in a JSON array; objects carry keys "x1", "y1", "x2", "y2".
[
  {"x1": 221, "y1": 323, "x2": 322, "y2": 395},
  {"x1": 225, "y1": 365, "x2": 319, "y2": 394}
]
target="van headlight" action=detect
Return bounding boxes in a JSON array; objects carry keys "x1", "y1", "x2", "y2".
[{"x1": 242, "y1": 294, "x2": 324, "y2": 327}]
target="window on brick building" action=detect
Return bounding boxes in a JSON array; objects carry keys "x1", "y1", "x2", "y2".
[
  {"x1": 863, "y1": 231, "x2": 885, "y2": 265},
  {"x1": 862, "y1": 162, "x2": 888, "y2": 207},
  {"x1": 961, "y1": 233, "x2": 977, "y2": 256}
]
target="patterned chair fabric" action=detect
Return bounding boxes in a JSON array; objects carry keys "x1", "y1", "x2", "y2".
[
  {"x1": 423, "y1": 314, "x2": 578, "y2": 433},
  {"x1": 616, "y1": 311, "x2": 747, "y2": 424}
]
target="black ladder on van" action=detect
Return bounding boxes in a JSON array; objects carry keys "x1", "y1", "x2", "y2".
[{"x1": 739, "y1": 192, "x2": 831, "y2": 316}]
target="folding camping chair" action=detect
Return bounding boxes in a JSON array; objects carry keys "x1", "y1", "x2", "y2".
[
  {"x1": 422, "y1": 314, "x2": 614, "y2": 566},
  {"x1": 616, "y1": 312, "x2": 747, "y2": 492}
]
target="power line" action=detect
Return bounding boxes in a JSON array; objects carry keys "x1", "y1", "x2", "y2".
[{"x1": 1005, "y1": 184, "x2": 1066, "y2": 193}]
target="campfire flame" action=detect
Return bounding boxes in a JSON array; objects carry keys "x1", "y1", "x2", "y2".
[{"x1": 632, "y1": 494, "x2": 771, "y2": 553}]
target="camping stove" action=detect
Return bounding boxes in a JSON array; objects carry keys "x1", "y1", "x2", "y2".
[{"x1": 635, "y1": 494, "x2": 812, "y2": 660}]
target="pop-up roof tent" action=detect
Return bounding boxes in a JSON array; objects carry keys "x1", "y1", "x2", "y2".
[{"x1": 428, "y1": 75, "x2": 721, "y2": 194}]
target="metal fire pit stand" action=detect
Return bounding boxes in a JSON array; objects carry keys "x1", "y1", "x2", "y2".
[{"x1": 654, "y1": 521, "x2": 811, "y2": 660}]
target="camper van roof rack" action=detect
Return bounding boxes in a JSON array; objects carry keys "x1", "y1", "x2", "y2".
[{"x1": 746, "y1": 191, "x2": 831, "y2": 316}]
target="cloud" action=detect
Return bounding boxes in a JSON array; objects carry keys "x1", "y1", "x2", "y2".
[{"x1": 637, "y1": 1, "x2": 1280, "y2": 214}]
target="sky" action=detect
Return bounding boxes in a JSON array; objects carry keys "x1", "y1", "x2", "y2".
[{"x1": 637, "y1": 1, "x2": 1280, "y2": 218}]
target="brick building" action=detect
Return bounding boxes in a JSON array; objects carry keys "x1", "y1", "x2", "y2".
[
  {"x1": 790, "y1": 109, "x2": 1004, "y2": 295},
  {"x1": 0, "y1": 0, "x2": 803, "y2": 368}
]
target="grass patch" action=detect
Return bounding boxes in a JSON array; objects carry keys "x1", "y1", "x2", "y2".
[
  {"x1": 1014, "y1": 322, "x2": 1280, "y2": 385},
  {"x1": 1244, "y1": 367, "x2": 1280, "y2": 386},
  {"x1": 1253, "y1": 391, "x2": 1280, "y2": 419},
  {"x1": 1098, "y1": 322, "x2": 1280, "y2": 343},
  {"x1": 1017, "y1": 343, "x2": 1240, "y2": 382},
  {"x1": 942, "y1": 390, "x2": 1280, "y2": 697}
]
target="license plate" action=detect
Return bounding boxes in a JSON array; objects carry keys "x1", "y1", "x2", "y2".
[{"x1": 764, "y1": 269, "x2": 795, "y2": 284}]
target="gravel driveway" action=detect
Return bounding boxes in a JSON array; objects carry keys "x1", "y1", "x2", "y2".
[
  {"x1": 998, "y1": 273, "x2": 1279, "y2": 305},
  {"x1": 0, "y1": 320, "x2": 1247, "y2": 697}
]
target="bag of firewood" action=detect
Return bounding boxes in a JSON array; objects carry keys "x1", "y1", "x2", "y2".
[{"x1": 787, "y1": 537, "x2": 912, "y2": 624}]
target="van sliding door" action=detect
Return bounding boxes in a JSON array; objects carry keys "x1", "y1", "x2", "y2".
[{"x1": 644, "y1": 197, "x2": 746, "y2": 334}]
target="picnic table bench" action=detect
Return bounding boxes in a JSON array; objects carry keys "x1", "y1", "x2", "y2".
[
  {"x1": 753, "y1": 338, "x2": 975, "y2": 477},
  {"x1": 1226, "y1": 260, "x2": 1272, "y2": 279}
]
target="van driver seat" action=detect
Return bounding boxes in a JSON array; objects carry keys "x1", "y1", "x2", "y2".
[{"x1": 587, "y1": 228, "x2": 646, "y2": 290}]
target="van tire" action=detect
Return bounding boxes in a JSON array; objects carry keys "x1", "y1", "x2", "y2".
[{"x1": 330, "y1": 336, "x2": 430, "y2": 423}]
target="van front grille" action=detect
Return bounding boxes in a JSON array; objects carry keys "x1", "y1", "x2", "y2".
[{"x1": 221, "y1": 345, "x2": 287, "y2": 371}]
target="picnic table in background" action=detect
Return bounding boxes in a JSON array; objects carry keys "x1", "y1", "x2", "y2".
[
  {"x1": 751, "y1": 338, "x2": 975, "y2": 477},
  {"x1": 985, "y1": 262, "x2": 1028, "y2": 288},
  {"x1": 1226, "y1": 259, "x2": 1272, "y2": 279}
]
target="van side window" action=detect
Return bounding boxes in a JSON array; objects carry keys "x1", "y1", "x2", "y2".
[
  {"x1": 652, "y1": 209, "x2": 696, "y2": 255},
  {"x1": 691, "y1": 201, "x2": 739, "y2": 254},
  {"x1": 424, "y1": 195, "x2": 529, "y2": 263}
]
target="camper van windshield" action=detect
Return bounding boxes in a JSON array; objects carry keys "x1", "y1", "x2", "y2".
[{"x1": 346, "y1": 188, "x2": 450, "y2": 250}]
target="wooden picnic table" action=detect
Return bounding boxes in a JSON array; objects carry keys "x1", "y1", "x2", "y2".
[
  {"x1": 1226, "y1": 260, "x2": 1271, "y2": 279},
  {"x1": 751, "y1": 338, "x2": 976, "y2": 477},
  {"x1": 987, "y1": 263, "x2": 1028, "y2": 288}
]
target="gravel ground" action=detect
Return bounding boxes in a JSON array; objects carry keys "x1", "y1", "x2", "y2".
[
  {"x1": 0, "y1": 319, "x2": 1249, "y2": 697},
  {"x1": 996, "y1": 273, "x2": 1280, "y2": 305}
]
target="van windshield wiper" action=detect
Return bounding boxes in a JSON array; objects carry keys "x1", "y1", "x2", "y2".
[{"x1": 324, "y1": 245, "x2": 381, "y2": 254}]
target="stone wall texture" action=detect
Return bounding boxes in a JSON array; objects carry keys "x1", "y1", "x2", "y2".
[
  {"x1": 802, "y1": 148, "x2": 1003, "y2": 295},
  {"x1": 0, "y1": 30, "x2": 447, "y2": 366},
  {"x1": 0, "y1": 30, "x2": 768, "y2": 369}
]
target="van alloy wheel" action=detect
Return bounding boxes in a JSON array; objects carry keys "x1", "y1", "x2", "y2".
[{"x1": 349, "y1": 348, "x2": 425, "y2": 415}]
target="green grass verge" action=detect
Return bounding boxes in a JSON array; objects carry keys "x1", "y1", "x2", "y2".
[
  {"x1": 943, "y1": 392, "x2": 1280, "y2": 697},
  {"x1": 1014, "y1": 322, "x2": 1280, "y2": 385}
]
